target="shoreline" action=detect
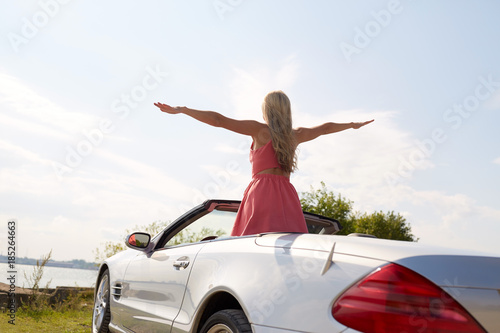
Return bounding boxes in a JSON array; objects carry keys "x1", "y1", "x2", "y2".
[
  {"x1": 0, "y1": 262, "x2": 99, "y2": 270},
  {"x1": 0, "y1": 255, "x2": 98, "y2": 271},
  {"x1": 0, "y1": 282, "x2": 94, "y2": 310}
]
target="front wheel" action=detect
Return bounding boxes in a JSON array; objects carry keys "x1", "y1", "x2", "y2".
[
  {"x1": 92, "y1": 269, "x2": 111, "y2": 333},
  {"x1": 200, "y1": 309, "x2": 252, "y2": 333}
]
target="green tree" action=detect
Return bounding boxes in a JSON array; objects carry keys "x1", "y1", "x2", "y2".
[
  {"x1": 354, "y1": 211, "x2": 417, "y2": 241},
  {"x1": 300, "y1": 182, "x2": 356, "y2": 234},
  {"x1": 300, "y1": 182, "x2": 417, "y2": 241}
]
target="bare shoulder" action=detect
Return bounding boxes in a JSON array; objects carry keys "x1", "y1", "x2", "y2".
[
  {"x1": 246, "y1": 119, "x2": 268, "y2": 130},
  {"x1": 244, "y1": 120, "x2": 268, "y2": 136},
  {"x1": 217, "y1": 116, "x2": 267, "y2": 137}
]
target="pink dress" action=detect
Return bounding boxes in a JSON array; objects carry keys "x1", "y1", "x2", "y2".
[{"x1": 230, "y1": 140, "x2": 308, "y2": 236}]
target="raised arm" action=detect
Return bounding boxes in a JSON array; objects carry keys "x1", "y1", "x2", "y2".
[
  {"x1": 154, "y1": 103, "x2": 266, "y2": 137},
  {"x1": 295, "y1": 120, "x2": 374, "y2": 144}
]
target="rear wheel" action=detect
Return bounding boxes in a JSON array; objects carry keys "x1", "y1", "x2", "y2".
[
  {"x1": 92, "y1": 269, "x2": 111, "y2": 333},
  {"x1": 200, "y1": 309, "x2": 252, "y2": 333}
]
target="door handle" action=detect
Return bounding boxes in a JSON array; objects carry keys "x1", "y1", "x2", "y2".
[{"x1": 173, "y1": 259, "x2": 190, "y2": 270}]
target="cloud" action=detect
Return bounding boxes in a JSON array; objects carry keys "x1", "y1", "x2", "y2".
[
  {"x1": 0, "y1": 112, "x2": 71, "y2": 141},
  {"x1": 0, "y1": 142, "x2": 198, "y2": 261},
  {"x1": 94, "y1": 148, "x2": 195, "y2": 202},
  {"x1": 213, "y1": 138, "x2": 251, "y2": 155},
  {"x1": 397, "y1": 187, "x2": 500, "y2": 255},
  {"x1": 229, "y1": 54, "x2": 300, "y2": 119},
  {"x1": 0, "y1": 79, "x2": 203, "y2": 260},
  {"x1": 0, "y1": 139, "x2": 54, "y2": 168},
  {"x1": 494, "y1": 157, "x2": 500, "y2": 165},
  {"x1": 292, "y1": 109, "x2": 434, "y2": 196},
  {"x1": 0, "y1": 72, "x2": 98, "y2": 136},
  {"x1": 285, "y1": 106, "x2": 500, "y2": 255}
]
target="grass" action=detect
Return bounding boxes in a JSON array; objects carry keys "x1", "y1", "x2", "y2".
[
  {"x1": 0, "y1": 250, "x2": 94, "y2": 332},
  {"x1": 0, "y1": 307, "x2": 92, "y2": 333}
]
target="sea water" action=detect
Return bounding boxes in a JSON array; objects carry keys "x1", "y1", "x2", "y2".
[{"x1": 0, "y1": 263, "x2": 98, "y2": 288}]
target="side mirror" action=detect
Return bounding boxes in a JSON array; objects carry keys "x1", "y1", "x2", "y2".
[{"x1": 125, "y1": 232, "x2": 151, "y2": 250}]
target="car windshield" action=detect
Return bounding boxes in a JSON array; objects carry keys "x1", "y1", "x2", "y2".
[
  {"x1": 159, "y1": 201, "x2": 340, "y2": 249},
  {"x1": 165, "y1": 209, "x2": 235, "y2": 247}
]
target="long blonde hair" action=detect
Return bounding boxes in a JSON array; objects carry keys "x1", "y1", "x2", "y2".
[{"x1": 262, "y1": 90, "x2": 297, "y2": 174}]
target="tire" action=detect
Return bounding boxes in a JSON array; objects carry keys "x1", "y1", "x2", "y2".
[
  {"x1": 200, "y1": 309, "x2": 252, "y2": 333},
  {"x1": 92, "y1": 269, "x2": 111, "y2": 333}
]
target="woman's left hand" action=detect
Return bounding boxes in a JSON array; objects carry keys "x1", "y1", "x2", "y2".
[{"x1": 154, "y1": 103, "x2": 186, "y2": 114}]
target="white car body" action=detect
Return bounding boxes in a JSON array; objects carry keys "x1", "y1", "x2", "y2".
[{"x1": 93, "y1": 200, "x2": 500, "y2": 333}]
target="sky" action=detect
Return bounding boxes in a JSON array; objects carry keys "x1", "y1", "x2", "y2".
[{"x1": 1, "y1": 0, "x2": 499, "y2": 262}]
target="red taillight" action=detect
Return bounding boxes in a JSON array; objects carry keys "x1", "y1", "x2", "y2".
[{"x1": 332, "y1": 263, "x2": 485, "y2": 333}]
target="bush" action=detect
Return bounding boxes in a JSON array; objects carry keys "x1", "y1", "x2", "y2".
[{"x1": 301, "y1": 182, "x2": 417, "y2": 241}]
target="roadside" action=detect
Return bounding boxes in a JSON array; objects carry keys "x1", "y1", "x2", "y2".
[{"x1": 0, "y1": 282, "x2": 93, "y2": 332}]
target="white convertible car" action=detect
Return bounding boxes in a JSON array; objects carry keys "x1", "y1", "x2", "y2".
[{"x1": 92, "y1": 199, "x2": 500, "y2": 333}]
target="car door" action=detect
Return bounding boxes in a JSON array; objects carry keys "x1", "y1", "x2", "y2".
[
  {"x1": 119, "y1": 242, "x2": 206, "y2": 332},
  {"x1": 117, "y1": 201, "x2": 238, "y2": 332}
]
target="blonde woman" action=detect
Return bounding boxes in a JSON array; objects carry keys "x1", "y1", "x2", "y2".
[{"x1": 154, "y1": 91, "x2": 373, "y2": 236}]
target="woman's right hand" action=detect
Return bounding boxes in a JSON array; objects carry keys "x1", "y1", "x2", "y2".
[
  {"x1": 154, "y1": 102, "x2": 186, "y2": 114},
  {"x1": 351, "y1": 119, "x2": 374, "y2": 129}
]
